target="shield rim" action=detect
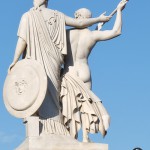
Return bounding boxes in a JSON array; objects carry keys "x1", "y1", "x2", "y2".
[{"x1": 3, "y1": 59, "x2": 47, "y2": 118}]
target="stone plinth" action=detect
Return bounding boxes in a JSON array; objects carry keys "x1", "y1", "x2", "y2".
[{"x1": 16, "y1": 134, "x2": 108, "y2": 150}]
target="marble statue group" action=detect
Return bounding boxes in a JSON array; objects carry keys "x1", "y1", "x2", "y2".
[{"x1": 3, "y1": 0, "x2": 127, "y2": 149}]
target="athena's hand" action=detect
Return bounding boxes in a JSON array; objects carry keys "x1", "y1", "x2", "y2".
[{"x1": 99, "y1": 12, "x2": 112, "y2": 22}]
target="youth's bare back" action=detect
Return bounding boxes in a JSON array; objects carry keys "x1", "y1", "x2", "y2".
[
  {"x1": 64, "y1": 1, "x2": 126, "y2": 89},
  {"x1": 64, "y1": 28, "x2": 96, "y2": 89}
]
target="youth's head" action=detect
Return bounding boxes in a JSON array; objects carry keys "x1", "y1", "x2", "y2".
[
  {"x1": 33, "y1": 0, "x2": 48, "y2": 7},
  {"x1": 74, "y1": 8, "x2": 92, "y2": 19}
]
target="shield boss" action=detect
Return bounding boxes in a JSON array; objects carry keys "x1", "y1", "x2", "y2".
[{"x1": 3, "y1": 59, "x2": 47, "y2": 118}]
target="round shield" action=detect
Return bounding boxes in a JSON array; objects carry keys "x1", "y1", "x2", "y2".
[{"x1": 3, "y1": 59, "x2": 47, "y2": 118}]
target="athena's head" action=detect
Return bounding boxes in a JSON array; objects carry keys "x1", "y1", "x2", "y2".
[
  {"x1": 33, "y1": 0, "x2": 48, "y2": 7},
  {"x1": 74, "y1": 8, "x2": 92, "y2": 19}
]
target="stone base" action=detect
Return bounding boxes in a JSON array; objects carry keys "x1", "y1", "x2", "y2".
[{"x1": 16, "y1": 134, "x2": 108, "y2": 150}]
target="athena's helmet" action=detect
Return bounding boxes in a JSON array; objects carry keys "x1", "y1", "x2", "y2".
[{"x1": 33, "y1": 0, "x2": 49, "y2": 7}]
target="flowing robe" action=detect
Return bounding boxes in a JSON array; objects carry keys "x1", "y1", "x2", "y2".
[
  {"x1": 60, "y1": 67, "x2": 110, "y2": 138},
  {"x1": 18, "y1": 8, "x2": 69, "y2": 135}
]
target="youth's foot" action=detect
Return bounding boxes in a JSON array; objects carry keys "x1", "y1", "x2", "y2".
[{"x1": 83, "y1": 137, "x2": 92, "y2": 143}]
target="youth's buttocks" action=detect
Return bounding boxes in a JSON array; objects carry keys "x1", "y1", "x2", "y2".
[{"x1": 75, "y1": 59, "x2": 91, "y2": 85}]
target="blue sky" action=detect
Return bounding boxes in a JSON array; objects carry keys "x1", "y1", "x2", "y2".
[{"x1": 0, "y1": 0, "x2": 150, "y2": 150}]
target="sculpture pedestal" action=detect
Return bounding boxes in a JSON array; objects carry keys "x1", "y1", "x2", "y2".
[{"x1": 16, "y1": 134, "x2": 108, "y2": 150}]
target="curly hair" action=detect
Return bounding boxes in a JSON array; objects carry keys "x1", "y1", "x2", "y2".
[{"x1": 74, "y1": 8, "x2": 92, "y2": 19}]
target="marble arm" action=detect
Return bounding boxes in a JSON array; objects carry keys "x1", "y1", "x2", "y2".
[
  {"x1": 92, "y1": 4, "x2": 126, "y2": 42},
  {"x1": 65, "y1": 15, "x2": 111, "y2": 28},
  {"x1": 92, "y1": 10, "x2": 122, "y2": 42},
  {"x1": 8, "y1": 37, "x2": 27, "y2": 73},
  {"x1": 92, "y1": 1, "x2": 127, "y2": 42}
]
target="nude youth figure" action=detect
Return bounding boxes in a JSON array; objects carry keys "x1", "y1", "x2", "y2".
[{"x1": 63, "y1": 0, "x2": 127, "y2": 142}]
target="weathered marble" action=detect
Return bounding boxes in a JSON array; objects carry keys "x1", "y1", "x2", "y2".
[
  {"x1": 60, "y1": 0, "x2": 127, "y2": 142},
  {"x1": 3, "y1": 0, "x2": 128, "y2": 149},
  {"x1": 3, "y1": 59, "x2": 47, "y2": 118},
  {"x1": 16, "y1": 134, "x2": 108, "y2": 150}
]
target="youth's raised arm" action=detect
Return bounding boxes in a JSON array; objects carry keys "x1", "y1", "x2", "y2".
[{"x1": 92, "y1": 0, "x2": 127, "y2": 41}]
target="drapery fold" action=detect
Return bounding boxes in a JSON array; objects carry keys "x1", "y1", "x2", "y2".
[
  {"x1": 60, "y1": 67, "x2": 110, "y2": 138},
  {"x1": 17, "y1": 8, "x2": 68, "y2": 135},
  {"x1": 18, "y1": 8, "x2": 67, "y2": 91}
]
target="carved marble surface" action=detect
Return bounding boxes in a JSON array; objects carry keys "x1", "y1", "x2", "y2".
[
  {"x1": 3, "y1": 0, "x2": 128, "y2": 149},
  {"x1": 16, "y1": 134, "x2": 108, "y2": 150},
  {"x1": 60, "y1": 0, "x2": 127, "y2": 142},
  {"x1": 3, "y1": 59, "x2": 47, "y2": 118}
]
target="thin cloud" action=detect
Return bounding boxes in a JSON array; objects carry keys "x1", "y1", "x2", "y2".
[{"x1": 0, "y1": 131, "x2": 21, "y2": 144}]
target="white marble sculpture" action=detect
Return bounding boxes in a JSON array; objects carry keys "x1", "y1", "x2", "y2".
[
  {"x1": 60, "y1": 0, "x2": 127, "y2": 142},
  {"x1": 3, "y1": 0, "x2": 127, "y2": 149},
  {"x1": 7, "y1": 0, "x2": 110, "y2": 134}
]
